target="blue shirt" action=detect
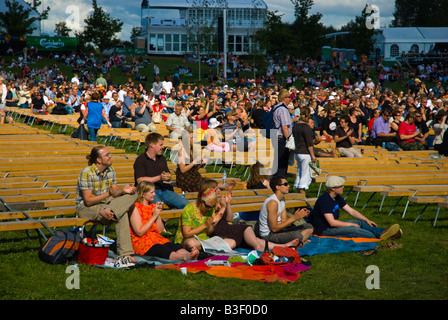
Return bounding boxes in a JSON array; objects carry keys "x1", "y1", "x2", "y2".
[
  {"x1": 309, "y1": 192, "x2": 347, "y2": 235},
  {"x1": 86, "y1": 101, "x2": 103, "y2": 129}
]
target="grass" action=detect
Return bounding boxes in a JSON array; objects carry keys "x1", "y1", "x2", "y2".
[{"x1": 1, "y1": 182, "x2": 447, "y2": 301}]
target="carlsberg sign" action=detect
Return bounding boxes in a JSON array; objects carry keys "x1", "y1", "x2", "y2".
[{"x1": 26, "y1": 36, "x2": 78, "y2": 52}]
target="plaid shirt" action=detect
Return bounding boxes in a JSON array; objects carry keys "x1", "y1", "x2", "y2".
[{"x1": 75, "y1": 164, "x2": 117, "y2": 206}]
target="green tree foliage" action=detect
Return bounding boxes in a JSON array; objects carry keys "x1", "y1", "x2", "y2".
[
  {"x1": 54, "y1": 21, "x2": 71, "y2": 37},
  {"x1": 252, "y1": 0, "x2": 325, "y2": 58},
  {"x1": 76, "y1": 0, "x2": 123, "y2": 52},
  {"x1": 391, "y1": 0, "x2": 448, "y2": 27},
  {"x1": 0, "y1": 0, "x2": 49, "y2": 36}
]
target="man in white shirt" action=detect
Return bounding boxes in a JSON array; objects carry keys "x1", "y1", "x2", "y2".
[
  {"x1": 166, "y1": 103, "x2": 190, "y2": 140},
  {"x1": 257, "y1": 175, "x2": 313, "y2": 245}
]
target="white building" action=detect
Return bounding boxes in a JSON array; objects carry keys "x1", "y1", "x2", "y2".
[
  {"x1": 139, "y1": 0, "x2": 267, "y2": 55},
  {"x1": 374, "y1": 27, "x2": 448, "y2": 61}
]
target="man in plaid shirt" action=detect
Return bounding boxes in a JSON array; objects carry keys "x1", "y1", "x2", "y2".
[{"x1": 76, "y1": 146, "x2": 137, "y2": 268}]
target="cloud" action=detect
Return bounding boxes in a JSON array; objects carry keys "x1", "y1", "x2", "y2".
[
  {"x1": 41, "y1": 0, "x2": 141, "y2": 40},
  {"x1": 40, "y1": 0, "x2": 396, "y2": 41},
  {"x1": 265, "y1": 0, "x2": 395, "y2": 28}
]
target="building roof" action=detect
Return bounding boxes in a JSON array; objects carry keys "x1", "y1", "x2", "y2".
[
  {"x1": 379, "y1": 27, "x2": 448, "y2": 43},
  {"x1": 141, "y1": 0, "x2": 267, "y2": 9}
]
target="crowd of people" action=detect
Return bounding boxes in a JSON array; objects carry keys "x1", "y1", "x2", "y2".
[{"x1": 2, "y1": 50, "x2": 447, "y2": 267}]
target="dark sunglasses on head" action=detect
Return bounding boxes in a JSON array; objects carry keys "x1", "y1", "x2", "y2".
[{"x1": 278, "y1": 182, "x2": 289, "y2": 186}]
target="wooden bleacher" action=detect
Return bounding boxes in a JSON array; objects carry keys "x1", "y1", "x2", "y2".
[{"x1": 0, "y1": 123, "x2": 314, "y2": 235}]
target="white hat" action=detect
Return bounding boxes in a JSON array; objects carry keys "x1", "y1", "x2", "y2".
[
  {"x1": 326, "y1": 176, "x2": 346, "y2": 188},
  {"x1": 208, "y1": 118, "x2": 220, "y2": 129}
]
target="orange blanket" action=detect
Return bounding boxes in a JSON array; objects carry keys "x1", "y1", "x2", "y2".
[{"x1": 156, "y1": 257, "x2": 311, "y2": 284}]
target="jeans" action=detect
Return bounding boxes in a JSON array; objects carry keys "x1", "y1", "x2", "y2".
[
  {"x1": 88, "y1": 127, "x2": 99, "y2": 141},
  {"x1": 321, "y1": 220, "x2": 385, "y2": 239},
  {"x1": 272, "y1": 137, "x2": 289, "y2": 177},
  {"x1": 155, "y1": 189, "x2": 189, "y2": 209}
]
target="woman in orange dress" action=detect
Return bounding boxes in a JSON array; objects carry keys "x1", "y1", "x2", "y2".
[{"x1": 129, "y1": 181, "x2": 199, "y2": 261}]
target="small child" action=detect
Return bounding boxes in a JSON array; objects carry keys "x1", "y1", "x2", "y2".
[{"x1": 129, "y1": 181, "x2": 199, "y2": 261}]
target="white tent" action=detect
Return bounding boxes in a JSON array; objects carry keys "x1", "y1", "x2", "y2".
[{"x1": 374, "y1": 27, "x2": 448, "y2": 60}]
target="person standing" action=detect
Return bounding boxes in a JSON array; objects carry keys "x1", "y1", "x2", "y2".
[
  {"x1": 292, "y1": 109, "x2": 317, "y2": 194},
  {"x1": 75, "y1": 146, "x2": 137, "y2": 268},
  {"x1": 272, "y1": 89, "x2": 292, "y2": 177}
]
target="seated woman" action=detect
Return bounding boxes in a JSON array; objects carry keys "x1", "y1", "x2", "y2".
[
  {"x1": 129, "y1": 181, "x2": 199, "y2": 261},
  {"x1": 398, "y1": 113, "x2": 426, "y2": 151},
  {"x1": 175, "y1": 131, "x2": 234, "y2": 192},
  {"x1": 334, "y1": 115, "x2": 362, "y2": 158},
  {"x1": 246, "y1": 161, "x2": 270, "y2": 190},
  {"x1": 174, "y1": 179, "x2": 299, "y2": 252},
  {"x1": 205, "y1": 118, "x2": 230, "y2": 152}
]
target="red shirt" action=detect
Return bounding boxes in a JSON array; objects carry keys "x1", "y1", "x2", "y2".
[{"x1": 398, "y1": 121, "x2": 416, "y2": 143}]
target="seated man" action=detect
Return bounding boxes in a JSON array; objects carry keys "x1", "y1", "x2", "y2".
[
  {"x1": 133, "y1": 132, "x2": 189, "y2": 209},
  {"x1": 165, "y1": 102, "x2": 190, "y2": 140},
  {"x1": 257, "y1": 175, "x2": 314, "y2": 245},
  {"x1": 370, "y1": 109, "x2": 401, "y2": 151},
  {"x1": 132, "y1": 98, "x2": 157, "y2": 133},
  {"x1": 308, "y1": 176, "x2": 402, "y2": 240},
  {"x1": 75, "y1": 146, "x2": 137, "y2": 268}
]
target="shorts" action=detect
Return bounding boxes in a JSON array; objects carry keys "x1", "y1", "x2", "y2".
[{"x1": 144, "y1": 242, "x2": 183, "y2": 259}]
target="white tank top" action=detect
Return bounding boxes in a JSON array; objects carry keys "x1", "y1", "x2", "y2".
[{"x1": 258, "y1": 193, "x2": 285, "y2": 237}]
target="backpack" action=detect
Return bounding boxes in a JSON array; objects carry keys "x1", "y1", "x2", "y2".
[
  {"x1": 38, "y1": 228, "x2": 82, "y2": 264},
  {"x1": 260, "y1": 103, "x2": 288, "y2": 139},
  {"x1": 259, "y1": 246, "x2": 301, "y2": 266}
]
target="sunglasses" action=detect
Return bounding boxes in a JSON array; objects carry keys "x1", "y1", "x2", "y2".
[{"x1": 278, "y1": 182, "x2": 289, "y2": 187}]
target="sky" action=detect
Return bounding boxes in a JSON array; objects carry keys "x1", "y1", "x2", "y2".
[{"x1": 38, "y1": 0, "x2": 396, "y2": 40}]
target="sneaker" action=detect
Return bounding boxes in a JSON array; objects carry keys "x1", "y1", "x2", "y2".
[
  {"x1": 390, "y1": 228, "x2": 403, "y2": 240},
  {"x1": 114, "y1": 256, "x2": 136, "y2": 269},
  {"x1": 380, "y1": 224, "x2": 400, "y2": 241}
]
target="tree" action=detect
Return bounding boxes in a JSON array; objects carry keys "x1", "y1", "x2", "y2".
[
  {"x1": 77, "y1": 0, "x2": 123, "y2": 52},
  {"x1": 346, "y1": 5, "x2": 379, "y2": 57},
  {"x1": 252, "y1": 11, "x2": 296, "y2": 57},
  {"x1": 290, "y1": 0, "x2": 326, "y2": 58},
  {"x1": 130, "y1": 26, "x2": 142, "y2": 44},
  {"x1": 392, "y1": 0, "x2": 448, "y2": 27},
  {"x1": 0, "y1": 0, "x2": 49, "y2": 36},
  {"x1": 54, "y1": 21, "x2": 71, "y2": 37}
]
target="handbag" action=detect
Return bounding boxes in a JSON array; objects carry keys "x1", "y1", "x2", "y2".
[
  {"x1": 286, "y1": 134, "x2": 296, "y2": 150},
  {"x1": 77, "y1": 221, "x2": 112, "y2": 265}
]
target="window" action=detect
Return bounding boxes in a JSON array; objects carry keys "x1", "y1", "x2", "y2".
[
  {"x1": 390, "y1": 44, "x2": 399, "y2": 57},
  {"x1": 410, "y1": 44, "x2": 419, "y2": 54}
]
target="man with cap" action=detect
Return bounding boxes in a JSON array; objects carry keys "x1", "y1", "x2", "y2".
[{"x1": 308, "y1": 176, "x2": 402, "y2": 240}]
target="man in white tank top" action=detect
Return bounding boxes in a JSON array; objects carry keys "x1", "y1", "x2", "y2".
[{"x1": 257, "y1": 175, "x2": 313, "y2": 245}]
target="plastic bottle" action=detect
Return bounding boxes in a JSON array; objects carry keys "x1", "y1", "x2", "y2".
[
  {"x1": 382, "y1": 142, "x2": 386, "y2": 149},
  {"x1": 222, "y1": 170, "x2": 227, "y2": 185},
  {"x1": 182, "y1": 191, "x2": 185, "y2": 198}
]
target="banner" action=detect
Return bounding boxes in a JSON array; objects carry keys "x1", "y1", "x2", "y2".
[{"x1": 26, "y1": 36, "x2": 78, "y2": 52}]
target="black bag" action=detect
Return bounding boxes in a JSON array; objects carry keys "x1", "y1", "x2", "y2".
[
  {"x1": 71, "y1": 124, "x2": 89, "y2": 140},
  {"x1": 38, "y1": 228, "x2": 83, "y2": 264}
]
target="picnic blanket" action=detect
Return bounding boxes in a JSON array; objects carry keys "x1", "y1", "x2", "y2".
[
  {"x1": 99, "y1": 235, "x2": 380, "y2": 283},
  {"x1": 297, "y1": 235, "x2": 379, "y2": 256},
  {"x1": 156, "y1": 255, "x2": 311, "y2": 284}
]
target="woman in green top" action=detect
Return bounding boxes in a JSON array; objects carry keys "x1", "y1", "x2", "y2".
[{"x1": 175, "y1": 179, "x2": 299, "y2": 252}]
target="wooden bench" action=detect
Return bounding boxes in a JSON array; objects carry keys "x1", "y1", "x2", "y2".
[
  {"x1": 403, "y1": 192, "x2": 448, "y2": 224},
  {"x1": 0, "y1": 193, "x2": 316, "y2": 233}
]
